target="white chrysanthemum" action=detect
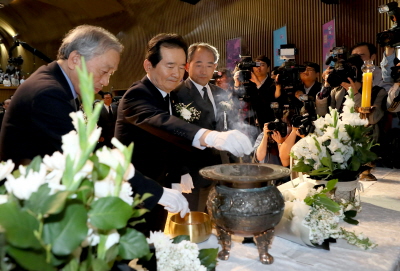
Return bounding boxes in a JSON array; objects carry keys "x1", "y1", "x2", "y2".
[{"x1": 4, "y1": 163, "x2": 47, "y2": 200}]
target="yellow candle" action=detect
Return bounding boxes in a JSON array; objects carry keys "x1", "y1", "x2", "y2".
[{"x1": 361, "y1": 72, "x2": 373, "y2": 107}]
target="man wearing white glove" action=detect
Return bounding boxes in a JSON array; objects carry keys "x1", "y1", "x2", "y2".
[
  {"x1": 158, "y1": 187, "x2": 190, "y2": 218},
  {"x1": 115, "y1": 33, "x2": 252, "y2": 233}
]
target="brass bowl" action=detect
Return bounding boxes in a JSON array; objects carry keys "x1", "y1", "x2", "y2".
[{"x1": 169, "y1": 212, "x2": 212, "y2": 243}]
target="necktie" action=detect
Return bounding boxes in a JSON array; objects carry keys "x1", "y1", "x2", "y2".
[
  {"x1": 108, "y1": 105, "x2": 113, "y2": 118},
  {"x1": 203, "y1": 87, "x2": 211, "y2": 104},
  {"x1": 164, "y1": 94, "x2": 170, "y2": 113}
]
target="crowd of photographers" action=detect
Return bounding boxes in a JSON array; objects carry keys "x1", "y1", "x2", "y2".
[{"x1": 210, "y1": 40, "x2": 400, "y2": 178}]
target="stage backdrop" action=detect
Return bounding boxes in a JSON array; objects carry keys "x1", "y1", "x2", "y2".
[
  {"x1": 273, "y1": 26, "x2": 287, "y2": 67},
  {"x1": 322, "y1": 19, "x2": 336, "y2": 70}
]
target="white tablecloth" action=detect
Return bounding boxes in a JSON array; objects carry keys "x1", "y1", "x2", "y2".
[{"x1": 198, "y1": 167, "x2": 400, "y2": 271}]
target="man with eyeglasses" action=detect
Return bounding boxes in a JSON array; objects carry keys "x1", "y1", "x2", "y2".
[{"x1": 300, "y1": 62, "x2": 322, "y2": 102}]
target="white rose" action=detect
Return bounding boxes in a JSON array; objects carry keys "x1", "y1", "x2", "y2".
[{"x1": 181, "y1": 108, "x2": 191, "y2": 120}]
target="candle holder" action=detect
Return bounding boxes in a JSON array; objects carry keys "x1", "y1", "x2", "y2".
[{"x1": 358, "y1": 106, "x2": 374, "y2": 119}]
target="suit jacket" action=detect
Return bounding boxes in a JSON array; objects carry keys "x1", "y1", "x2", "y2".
[
  {"x1": 174, "y1": 79, "x2": 226, "y2": 187},
  {"x1": 306, "y1": 81, "x2": 322, "y2": 102},
  {"x1": 115, "y1": 76, "x2": 201, "y2": 187},
  {"x1": 247, "y1": 77, "x2": 277, "y2": 127},
  {"x1": 0, "y1": 61, "x2": 76, "y2": 164},
  {"x1": 97, "y1": 103, "x2": 118, "y2": 148}
]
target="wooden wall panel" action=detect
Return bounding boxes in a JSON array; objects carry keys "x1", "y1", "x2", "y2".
[{"x1": 0, "y1": 0, "x2": 397, "y2": 92}]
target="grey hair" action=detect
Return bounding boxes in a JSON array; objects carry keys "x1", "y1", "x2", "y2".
[
  {"x1": 187, "y1": 42, "x2": 219, "y2": 64},
  {"x1": 57, "y1": 25, "x2": 123, "y2": 61}
]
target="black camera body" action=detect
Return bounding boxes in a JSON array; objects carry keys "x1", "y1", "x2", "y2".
[
  {"x1": 237, "y1": 56, "x2": 261, "y2": 83},
  {"x1": 275, "y1": 61, "x2": 306, "y2": 91},
  {"x1": 291, "y1": 113, "x2": 316, "y2": 136},
  {"x1": 8, "y1": 56, "x2": 23, "y2": 66},
  {"x1": 326, "y1": 54, "x2": 364, "y2": 88},
  {"x1": 266, "y1": 119, "x2": 288, "y2": 137},
  {"x1": 325, "y1": 46, "x2": 347, "y2": 67},
  {"x1": 327, "y1": 59, "x2": 357, "y2": 87},
  {"x1": 377, "y1": 2, "x2": 400, "y2": 47}
]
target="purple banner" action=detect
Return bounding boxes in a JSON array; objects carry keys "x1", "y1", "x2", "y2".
[
  {"x1": 322, "y1": 19, "x2": 336, "y2": 70},
  {"x1": 226, "y1": 38, "x2": 241, "y2": 71}
]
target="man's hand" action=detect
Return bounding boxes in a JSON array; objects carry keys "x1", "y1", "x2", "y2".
[
  {"x1": 158, "y1": 188, "x2": 190, "y2": 218},
  {"x1": 203, "y1": 130, "x2": 252, "y2": 157}
]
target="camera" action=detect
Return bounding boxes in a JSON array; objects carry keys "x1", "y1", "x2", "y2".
[
  {"x1": 325, "y1": 46, "x2": 347, "y2": 67},
  {"x1": 266, "y1": 119, "x2": 288, "y2": 138},
  {"x1": 8, "y1": 56, "x2": 23, "y2": 66},
  {"x1": 377, "y1": 2, "x2": 400, "y2": 47},
  {"x1": 237, "y1": 56, "x2": 261, "y2": 84},
  {"x1": 326, "y1": 54, "x2": 363, "y2": 88},
  {"x1": 275, "y1": 60, "x2": 306, "y2": 91},
  {"x1": 265, "y1": 102, "x2": 288, "y2": 137},
  {"x1": 391, "y1": 65, "x2": 400, "y2": 83},
  {"x1": 291, "y1": 113, "x2": 316, "y2": 136}
]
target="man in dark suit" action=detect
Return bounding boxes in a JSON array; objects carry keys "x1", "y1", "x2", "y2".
[
  {"x1": 234, "y1": 55, "x2": 277, "y2": 129},
  {"x1": 0, "y1": 25, "x2": 186, "y2": 214},
  {"x1": 97, "y1": 91, "x2": 118, "y2": 149},
  {"x1": 115, "y1": 33, "x2": 253, "y2": 232},
  {"x1": 174, "y1": 42, "x2": 229, "y2": 211},
  {"x1": 300, "y1": 62, "x2": 322, "y2": 102}
]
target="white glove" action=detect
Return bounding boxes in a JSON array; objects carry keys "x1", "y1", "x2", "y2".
[
  {"x1": 180, "y1": 173, "x2": 194, "y2": 193},
  {"x1": 158, "y1": 188, "x2": 190, "y2": 218},
  {"x1": 205, "y1": 130, "x2": 253, "y2": 157}
]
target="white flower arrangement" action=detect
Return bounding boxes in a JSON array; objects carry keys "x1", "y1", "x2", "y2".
[
  {"x1": 277, "y1": 180, "x2": 376, "y2": 250},
  {"x1": 0, "y1": 58, "x2": 152, "y2": 271},
  {"x1": 175, "y1": 102, "x2": 201, "y2": 122},
  {"x1": 290, "y1": 88, "x2": 377, "y2": 180},
  {"x1": 147, "y1": 231, "x2": 217, "y2": 271}
]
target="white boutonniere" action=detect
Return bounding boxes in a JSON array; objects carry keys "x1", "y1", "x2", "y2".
[
  {"x1": 219, "y1": 100, "x2": 233, "y2": 111},
  {"x1": 175, "y1": 102, "x2": 201, "y2": 122}
]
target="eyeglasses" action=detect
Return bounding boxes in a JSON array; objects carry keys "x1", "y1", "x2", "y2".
[{"x1": 304, "y1": 68, "x2": 315, "y2": 72}]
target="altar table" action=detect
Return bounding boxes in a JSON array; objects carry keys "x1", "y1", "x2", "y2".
[{"x1": 198, "y1": 167, "x2": 400, "y2": 271}]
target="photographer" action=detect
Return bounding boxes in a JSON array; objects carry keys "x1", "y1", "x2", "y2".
[
  {"x1": 253, "y1": 108, "x2": 290, "y2": 165},
  {"x1": 351, "y1": 42, "x2": 392, "y2": 91},
  {"x1": 300, "y1": 62, "x2": 322, "y2": 102},
  {"x1": 316, "y1": 54, "x2": 364, "y2": 116},
  {"x1": 234, "y1": 55, "x2": 277, "y2": 128}
]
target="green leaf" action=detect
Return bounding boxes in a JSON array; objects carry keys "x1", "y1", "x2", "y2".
[
  {"x1": 0, "y1": 202, "x2": 41, "y2": 249},
  {"x1": 131, "y1": 208, "x2": 149, "y2": 218},
  {"x1": 291, "y1": 161, "x2": 313, "y2": 173},
  {"x1": 26, "y1": 184, "x2": 70, "y2": 216},
  {"x1": 118, "y1": 228, "x2": 150, "y2": 259},
  {"x1": 7, "y1": 247, "x2": 55, "y2": 271},
  {"x1": 325, "y1": 179, "x2": 338, "y2": 192},
  {"x1": 92, "y1": 258, "x2": 110, "y2": 271},
  {"x1": 344, "y1": 210, "x2": 357, "y2": 218},
  {"x1": 129, "y1": 218, "x2": 146, "y2": 227},
  {"x1": 63, "y1": 258, "x2": 80, "y2": 271},
  {"x1": 315, "y1": 195, "x2": 341, "y2": 213},
  {"x1": 172, "y1": 235, "x2": 190, "y2": 244},
  {"x1": 25, "y1": 155, "x2": 43, "y2": 175},
  {"x1": 105, "y1": 244, "x2": 119, "y2": 265},
  {"x1": 43, "y1": 201, "x2": 88, "y2": 256},
  {"x1": 343, "y1": 216, "x2": 359, "y2": 225},
  {"x1": 96, "y1": 164, "x2": 111, "y2": 181},
  {"x1": 76, "y1": 178, "x2": 94, "y2": 204},
  {"x1": 89, "y1": 197, "x2": 133, "y2": 230},
  {"x1": 199, "y1": 248, "x2": 218, "y2": 271}
]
